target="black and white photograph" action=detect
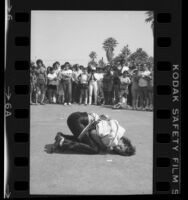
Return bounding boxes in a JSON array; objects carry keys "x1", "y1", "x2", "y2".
[{"x1": 30, "y1": 11, "x2": 154, "y2": 195}]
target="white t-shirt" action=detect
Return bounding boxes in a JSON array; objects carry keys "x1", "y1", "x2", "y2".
[
  {"x1": 80, "y1": 73, "x2": 88, "y2": 84},
  {"x1": 47, "y1": 73, "x2": 57, "y2": 80},
  {"x1": 138, "y1": 71, "x2": 150, "y2": 87},
  {"x1": 95, "y1": 73, "x2": 104, "y2": 81},
  {"x1": 96, "y1": 119, "x2": 125, "y2": 148},
  {"x1": 120, "y1": 76, "x2": 131, "y2": 85},
  {"x1": 142, "y1": 70, "x2": 151, "y2": 77},
  {"x1": 88, "y1": 113, "x2": 125, "y2": 148},
  {"x1": 61, "y1": 69, "x2": 72, "y2": 77},
  {"x1": 47, "y1": 73, "x2": 57, "y2": 85}
]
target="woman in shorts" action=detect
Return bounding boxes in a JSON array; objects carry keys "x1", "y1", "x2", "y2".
[{"x1": 35, "y1": 59, "x2": 47, "y2": 105}]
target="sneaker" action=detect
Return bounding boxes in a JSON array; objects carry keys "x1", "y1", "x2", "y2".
[
  {"x1": 68, "y1": 103, "x2": 72, "y2": 106},
  {"x1": 64, "y1": 103, "x2": 67, "y2": 106}
]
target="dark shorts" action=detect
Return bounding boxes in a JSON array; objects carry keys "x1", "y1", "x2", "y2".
[
  {"x1": 48, "y1": 85, "x2": 57, "y2": 90},
  {"x1": 37, "y1": 79, "x2": 46, "y2": 93},
  {"x1": 80, "y1": 83, "x2": 88, "y2": 89}
]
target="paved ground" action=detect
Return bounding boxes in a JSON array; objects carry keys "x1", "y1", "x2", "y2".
[{"x1": 30, "y1": 104, "x2": 153, "y2": 195}]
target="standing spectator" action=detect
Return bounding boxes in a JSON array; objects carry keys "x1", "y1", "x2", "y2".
[
  {"x1": 53, "y1": 61, "x2": 61, "y2": 75},
  {"x1": 147, "y1": 67, "x2": 153, "y2": 111},
  {"x1": 57, "y1": 65, "x2": 65, "y2": 104},
  {"x1": 114, "y1": 71, "x2": 131, "y2": 109},
  {"x1": 112, "y1": 68, "x2": 120, "y2": 105},
  {"x1": 88, "y1": 65, "x2": 98, "y2": 105},
  {"x1": 61, "y1": 62, "x2": 73, "y2": 105},
  {"x1": 52, "y1": 61, "x2": 61, "y2": 102},
  {"x1": 78, "y1": 67, "x2": 89, "y2": 105},
  {"x1": 130, "y1": 68, "x2": 140, "y2": 110},
  {"x1": 46, "y1": 66, "x2": 52, "y2": 75},
  {"x1": 35, "y1": 59, "x2": 47, "y2": 105},
  {"x1": 103, "y1": 67, "x2": 113, "y2": 105},
  {"x1": 47, "y1": 67, "x2": 58, "y2": 103},
  {"x1": 30, "y1": 62, "x2": 38, "y2": 104},
  {"x1": 96, "y1": 68, "x2": 105, "y2": 105},
  {"x1": 72, "y1": 64, "x2": 82, "y2": 103},
  {"x1": 45, "y1": 66, "x2": 52, "y2": 103},
  {"x1": 138, "y1": 64, "x2": 151, "y2": 110}
]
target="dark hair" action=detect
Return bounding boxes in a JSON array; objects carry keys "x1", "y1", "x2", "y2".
[
  {"x1": 64, "y1": 62, "x2": 70, "y2": 67},
  {"x1": 36, "y1": 59, "x2": 43, "y2": 65},
  {"x1": 67, "y1": 112, "x2": 89, "y2": 137},
  {"x1": 61, "y1": 65, "x2": 64, "y2": 70},
  {"x1": 49, "y1": 67, "x2": 55, "y2": 73},
  {"x1": 53, "y1": 61, "x2": 60, "y2": 67},
  {"x1": 113, "y1": 137, "x2": 136, "y2": 156}
]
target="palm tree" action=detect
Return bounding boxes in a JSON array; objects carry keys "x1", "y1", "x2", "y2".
[
  {"x1": 103, "y1": 37, "x2": 118, "y2": 64},
  {"x1": 145, "y1": 11, "x2": 154, "y2": 32},
  {"x1": 98, "y1": 57, "x2": 105, "y2": 68},
  {"x1": 89, "y1": 51, "x2": 97, "y2": 61},
  {"x1": 120, "y1": 45, "x2": 131, "y2": 64}
]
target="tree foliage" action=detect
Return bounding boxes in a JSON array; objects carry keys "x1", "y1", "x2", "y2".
[
  {"x1": 98, "y1": 58, "x2": 106, "y2": 68},
  {"x1": 146, "y1": 56, "x2": 154, "y2": 70},
  {"x1": 88, "y1": 60, "x2": 98, "y2": 67},
  {"x1": 145, "y1": 11, "x2": 154, "y2": 31},
  {"x1": 89, "y1": 51, "x2": 97, "y2": 61},
  {"x1": 128, "y1": 48, "x2": 149, "y2": 65},
  {"x1": 113, "y1": 45, "x2": 131, "y2": 66},
  {"x1": 103, "y1": 37, "x2": 118, "y2": 63}
]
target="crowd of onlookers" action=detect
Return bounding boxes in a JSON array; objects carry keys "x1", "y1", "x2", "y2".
[{"x1": 30, "y1": 59, "x2": 153, "y2": 111}]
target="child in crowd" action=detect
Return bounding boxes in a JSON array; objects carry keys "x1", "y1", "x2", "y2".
[
  {"x1": 72, "y1": 64, "x2": 82, "y2": 103},
  {"x1": 114, "y1": 70, "x2": 131, "y2": 109},
  {"x1": 78, "y1": 67, "x2": 89, "y2": 105},
  {"x1": 61, "y1": 62, "x2": 73, "y2": 105},
  {"x1": 47, "y1": 67, "x2": 58, "y2": 103}
]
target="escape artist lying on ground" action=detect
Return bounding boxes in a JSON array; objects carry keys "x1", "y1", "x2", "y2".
[{"x1": 47, "y1": 112, "x2": 136, "y2": 156}]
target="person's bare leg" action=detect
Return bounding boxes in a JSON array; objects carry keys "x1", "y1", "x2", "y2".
[
  {"x1": 40, "y1": 93, "x2": 45, "y2": 104},
  {"x1": 30, "y1": 91, "x2": 34, "y2": 105}
]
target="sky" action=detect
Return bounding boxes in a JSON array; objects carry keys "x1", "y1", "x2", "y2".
[{"x1": 31, "y1": 11, "x2": 153, "y2": 67}]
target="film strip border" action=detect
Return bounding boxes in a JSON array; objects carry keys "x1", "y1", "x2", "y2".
[{"x1": 5, "y1": 3, "x2": 181, "y2": 199}]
